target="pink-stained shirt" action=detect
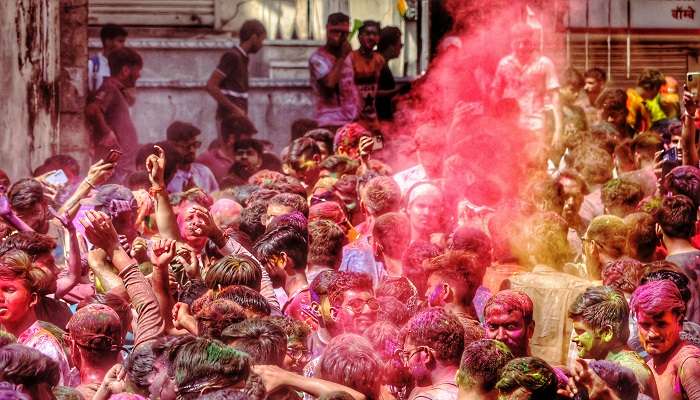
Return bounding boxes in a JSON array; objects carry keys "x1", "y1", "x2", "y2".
[
  {"x1": 309, "y1": 48, "x2": 359, "y2": 127},
  {"x1": 492, "y1": 54, "x2": 559, "y2": 132},
  {"x1": 17, "y1": 321, "x2": 72, "y2": 386},
  {"x1": 282, "y1": 287, "x2": 317, "y2": 331}
]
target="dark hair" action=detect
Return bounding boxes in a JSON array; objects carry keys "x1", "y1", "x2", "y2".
[
  {"x1": 448, "y1": 226, "x2": 493, "y2": 269},
  {"x1": 223, "y1": 319, "x2": 287, "y2": 366},
  {"x1": 457, "y1": 339, "x2": 514, "y2": 392},
  {"x1": 0, "y1": 344, "x2": 60, "y2": 390},
  {"x1": 327, "y1": 12, "x2": 350, "y2": 26},
  {"x1": 126, "y1": 335, "x2": 195, "y2": 393},
  {"x1": 166, "y1": 121, "x2": 201, "y2": 142},
  {"x1": 254, "y1": 225, "x2": 308, "y2": 271},
  {"x1": 177, "y1": 279, "x2": 208, "y2": 305},
  {"x1": 599, "y1": 88, "x2": 628, "y2": 111},
  {"x1": 495, "y1": 357, "x2": 558, "y2": 400},
  {"x1": 234, "y1": 139, "x2": 264, "y2": 157},
  {"x1": 204, "y1": 254, "x2": 262, "y2": 292},
  {"x1": 100, "y1": 24, "x2": 127, "y2": 43},
  {"x1": 0, "y1": 232, "x2": 56, "y2": 259},
  {"x1": 239, "y1": 201, "x2": 268, "y2": 243},
  {"x1": 376, "y1": 276, "x2": 417, "y2": 303},
  {"x1": 373, "y1": 212, "x2": 410, "y2": 259},
  {"x1": 328, "y1": 272, "x2": 373, "y2": 307},
  {"x1": 292, "y1": 119, "x2": 319, "y2": 140},
  {"x1": 266, "y1": 211, "x2": 308, "y2": 237},
  {"x1": 239, "y1": 19, "x2": 266, "y2": 42},
  {"x1": 107, "y1": 47, "x2": 143, "y2": 76},
  {"x1": 601, "y1": 179, "x2": 643, "y2": 216},
  {"x1": 663, "y1": 166, "x2": 700, "y2": 207},
  {"x1": 631, "y1": 131, "x2": 662, "y2": 157},
  {"x1": 304, "y1": 129, "x2": 334, "y2": 152},
  {"x1": 640, "y1": 262, "x2": 692, "y2": 305},
  {"x1": 171, "y1": 338, "x2": 251, "y2": 400},
  {"x1": 401, "y1": 307, "x2": 464, "y2": 365},
  {"x1": 637, "y1": 68, "x2": 665, "y2": 91},
  {"x1": 402, "y1": 240, "x2": 442, "y2": 295},
  {"x1": 8, "y1": 179, "x2": 44, "y2": 212},
  {"x1": 561, "y1": 67, "x2": 584, "y2": 90},
  {"x1": 585, "y1": 67, "x2": 606, "y2": 83},
  {"x1": 308, "y1": 220, "x2": 345, "y2": 268},
  {"x1": 569, "y1": 286, "x2": 630, "y2": 342},
  {"x1": 288, "y1": 137, "x2": 321, "y2": 172},
  {"x1": 267, "y1": 316, "x2": 311, "y2": 343},
  {"x1": 658, "y1": 194, "x2": 697, "y2": 239},
  {"x1": 378, "y1": 26, "x2": 402, "y2": 52},
  {"x1": 269, "y1": 193, "x2": 309, "y2": 218},
  {"x1": 427, "y1": 251, "x2": 483, "y2": 308},
  {"x1": 625, "y1": 212, "x2": 658, "y2": 262},
  {"x1": 207, "y1": 285, "x2": 271, "y2": 317},
  {"x1": 195, "y1": 299, "x2": 246, "y2": 340},
  {"x1": 588, "y1": 360, "x2": 640, "y2": 400},
  {"x1": 359, "y1": 20, "x2": 381, "y2": 35},
  {"x1": 319, "y1": 155, "x2": 359, "y2": 177},
  {"x1": 310, "y1": 269, "x2": 339, "y2": 302},
  {"x1": 317, "y1": 334, "x2": 381, "y2": 400},
  {"x1": 586, "y1": 215, "x2": 629, "y2": 259},
  {"x1": 376, "y1": 296, "x2": 410, "y2": 326},
  {"x1": 222, "y1": 115, "x2": 258, "y2": 140}
]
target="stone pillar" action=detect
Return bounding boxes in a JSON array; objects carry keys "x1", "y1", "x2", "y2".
[
  {"x1": 59, "y1": 0, "x2": 90, "y2": 172},
  {"x1": 0, "y1": 0, "x2": 60, "y2": 181}
]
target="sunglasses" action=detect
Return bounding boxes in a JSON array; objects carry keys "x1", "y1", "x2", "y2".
[{"x1": 344, "y1": 297, "x2": 380, "y2": 313}]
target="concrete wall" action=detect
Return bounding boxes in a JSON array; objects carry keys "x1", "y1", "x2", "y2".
[
  {"x1": 91, "y1": 38, "x2": 320, "y2": 155},
  {"x1": 0, "y1": 0, "x2": 60, "y2": 181},
  {"x1": 59, "y1": 0, "x2": 90, "y2": 173}
]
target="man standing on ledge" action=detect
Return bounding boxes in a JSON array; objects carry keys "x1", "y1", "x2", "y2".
[
  {"x1": 309, "y1": 12, "x2": 359, "y2": 132},
  {"x1": 207, "y1": 19, "x2": 266, "y2": 135}
]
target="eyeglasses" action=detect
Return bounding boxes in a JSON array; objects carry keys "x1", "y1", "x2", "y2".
[
  {"x1": 393, "y1": 346, "x2": 431, "y2": 364},
  {"x1": 287, "y1": 345, "x2": 310, "y2": 361},
  {"x1": 344, "y1": 297, "x2": 380, "y2": 313}
]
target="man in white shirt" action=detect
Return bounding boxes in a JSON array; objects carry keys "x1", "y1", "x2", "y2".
[
  {"x1": 88, "y1": 24, "x2": 127, "y2": 94},
  {"x1": 165, "y1": 121, "x2": 219, "y2": 193}
]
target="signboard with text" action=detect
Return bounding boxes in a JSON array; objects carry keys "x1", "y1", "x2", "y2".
[{"x1": 567, "y1": 0, "x2": 700, "y2": 30}]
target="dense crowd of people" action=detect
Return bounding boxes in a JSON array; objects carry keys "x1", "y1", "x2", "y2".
[{"x1": 4, "y1": 8, "x2": 700, "y2": 400}]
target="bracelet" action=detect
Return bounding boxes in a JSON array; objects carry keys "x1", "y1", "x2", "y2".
[
  {"x1": 149, "y1": 185, "x2": 165, "y2": 196},
  {"x1": 85, "y1": 180, "x2": 96, "y2": 190}
]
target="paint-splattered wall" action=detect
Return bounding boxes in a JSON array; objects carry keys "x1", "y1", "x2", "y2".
[{"x1": 0, "y1": 0, "x2": 60, "y2": 181}]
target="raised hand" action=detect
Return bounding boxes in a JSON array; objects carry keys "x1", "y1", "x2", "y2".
[
  {"x1": 145, "y1": 145, "x2": 166, "y2": 188},
  {"x1": 79, "y1": 210, "x2": 120, "y2": 253},
  {"x1": 86, "y1": 159, "x2": 115, "y2": 187},
  {"x1": 130, "y1": 236, "x2": 149, "y2": 263},
  {"x1": 185, "y1": 205, "x2": 222, "y2": 240},
  {"x1": 0, "y1": 186, "x2": 11, "y2": 217},
  {"x1": 151, "y1": 238, "x2": 176, "y2": 268}
]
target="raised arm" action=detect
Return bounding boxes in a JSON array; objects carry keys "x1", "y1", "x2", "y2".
[
  {"x1": 150, "y1": 238, "x2": 178, "y2": 334},
  {"x1": 683, "y1": 84, "x2": 699, "y2": 168},
  {"x1": 253, "y1": 365, "x2": 366, "y2": 400},
  {"x1": 81, "y1": 210, "x2": 165, "y2": 346},
  {"x1": 0, "y1": 186, "x2": 33, "y2": 233},
  {"x1": 58, "y1": 160, "x2": 114, "y2": 218},
  {"x1": 146, "y1": 145, "x2": 181, "y2": 241},
  {"x1": 50, "y1": 208, "x2": 82, "y2": 300}
]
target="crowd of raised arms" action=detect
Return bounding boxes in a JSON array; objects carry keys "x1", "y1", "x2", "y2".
[{"x1": 5, "y1": 9, "x2": 700, "y2": 400}]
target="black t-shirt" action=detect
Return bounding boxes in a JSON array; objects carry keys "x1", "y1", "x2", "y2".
[
  {"x1": 215, "y1": 47, "x2": 249, "y2": 118},
  {"x1": 376, "y1": 64, "x2": 396, "y2": 121}
]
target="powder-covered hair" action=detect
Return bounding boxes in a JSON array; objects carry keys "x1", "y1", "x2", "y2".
[
  {"x1": 568, "y1": 286, "x2": 630, "y2": 342},
  {"x1": 400, "y1": 307, "x2": 464, "y2": 366},
  {"x1": 602, "y1": 258, "x2": 644, "y2": 294},
  {"x1": 457, "y1": 339, "x2": 514, "y2": 392},
  {"x1": 204, "y1": 254, "x2": 262, "y2": 292},
  {"x1": 327, "y1": 272, "x2": 373, "y2": 307},
  {"x1": 317, "y1": 334, "x2": 382, "y2": 400},
  {"x1": 484, "y1": 290, "x2": 534, "y2": 326},
  {"x1": 495, "y1": 357, "x2": 558, "y2": 400},
  {"x1": 195, "y1": 299, "x2": 246, "y2": 340},
  {"x1": 223, "y1": 319, "x2": 287, "y2": 366},
  {"x1": 0, "y1": 250, "x2": 54, "y2": 296},
  {"x1": 630, "y1": 280, "x2": 686, "y2": 318}
]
